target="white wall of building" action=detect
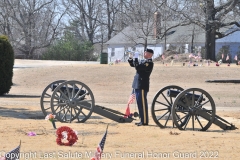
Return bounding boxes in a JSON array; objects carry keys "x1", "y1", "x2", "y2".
[
  {"x1": 107, "y1": 45, "x2": 126, "y2": 62},
  {"x1": 107, "y1": 44, "x2": 164, "y2": 62}
]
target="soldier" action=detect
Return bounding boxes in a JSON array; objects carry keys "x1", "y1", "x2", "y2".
[{"x1": 128, "y1": 48, "x2": 154, "y2": 126}]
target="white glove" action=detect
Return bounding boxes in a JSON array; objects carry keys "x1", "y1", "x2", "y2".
[
  {"x1": 134, "y1": 52, "x2": 139, "y2": 58},
  {"x1": 129, "y1": 53, "x2": 133, "y2": 59}
]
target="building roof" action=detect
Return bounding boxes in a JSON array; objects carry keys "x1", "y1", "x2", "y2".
[
  {"x1": 161, "y1": 24, "x2": 205, "y2": 44},
  {"x1": 105, "y1": 25, "x2": 150, "y2": 45},
  {"x1": 216, "y1": 25, "x2": 240, "y2": 43},
  {"x1": 106, "y1": 22, "x2": 206, "y2": 45},
  {"x1": 106, "y1": 22, "x2": 238, "y2": 45}
]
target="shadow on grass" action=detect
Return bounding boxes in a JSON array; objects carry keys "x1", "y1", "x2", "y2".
[
  {"x1": 0, "y1": 94, "x2": 41, "y2": 98},
  {"x1": 0, "y1": 106, "x2": 44, "y2": 119},
  {"x1": 0, "y1": 105, "x2": 105, "y2": 122}
]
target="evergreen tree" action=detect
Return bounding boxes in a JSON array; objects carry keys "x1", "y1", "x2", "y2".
[
  {"x1": 0, "y1": 35, "x2": 14, "y2": 95},
  {"x1": 42, "y1": 32, "x2": 96, "y2": 61}
]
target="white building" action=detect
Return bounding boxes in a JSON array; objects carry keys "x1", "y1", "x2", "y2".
[{"x1": 106, "y1": 21, "x2": 240, "y2": 62}]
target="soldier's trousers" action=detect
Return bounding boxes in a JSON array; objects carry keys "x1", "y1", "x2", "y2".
[{"x1": 135, "y1": 89, "x2": 148, "y2": 124}]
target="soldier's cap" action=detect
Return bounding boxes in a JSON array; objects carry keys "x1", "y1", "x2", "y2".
[{"x1": 145, "y1": 48, "x2": 154, "y2": 54}]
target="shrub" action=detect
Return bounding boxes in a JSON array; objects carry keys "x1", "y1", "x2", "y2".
[
  {"x1": 42, "y1": 32, "x2": 96, "y2": 61},
  {"x1": 0, "y1": 35, "x2": 14, "y2": 95}
]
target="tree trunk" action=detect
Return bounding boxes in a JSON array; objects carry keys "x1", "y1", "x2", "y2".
[
  {"x1": 205, "y1": 22, "x2": 211, "y2": 60},
  {"x1": 144, "y1": 38, "x2": 147, "y2": 51},
  {"x1": 210, "y1": 29, "x2": 216, "y2": 61},
  {"x1": 205, "y1": 0, "x2": 216, "y2": 61}
]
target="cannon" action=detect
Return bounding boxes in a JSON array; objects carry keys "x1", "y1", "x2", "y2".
[
  {"x1": 40, "y1": 81, "x2": 236, "y2": 131},
  {"x1": 40, "y1": 80, "x2": 136, "y2": 123},
  {"x1": 151, "y1": 85, "x2": 237, "y2": 131}
]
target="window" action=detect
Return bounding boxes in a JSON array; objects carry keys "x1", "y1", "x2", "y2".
[{"x1": 111, "y1": 48, "x2": 115, "y2": 57}]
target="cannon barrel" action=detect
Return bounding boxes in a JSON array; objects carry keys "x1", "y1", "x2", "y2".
[
  {"x1": 167, "y1": 89, "x2": 203, "y2": 101},
  {"x1": 51, "y1": 84, "x2": 86, "y2": 95},
  {"x1": 167, "y1": 90, "x2": 180, "y2": 98}
]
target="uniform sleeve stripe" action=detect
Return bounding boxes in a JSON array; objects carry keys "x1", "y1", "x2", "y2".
[{"x1": 141, "y1": 90, "x2": 147, "y2": 124}]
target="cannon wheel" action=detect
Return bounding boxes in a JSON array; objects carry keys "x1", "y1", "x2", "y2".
[
  {"x1": 50, "y1": 80, "x2": 95, "y2": 123},
  {"x1": 172, "y1": 88, "x2": 216, "y2": 131},
  {"x1": 40, "y1": 80, "x2": 66, "y2": 116},
  {"x1": 151, "y1": 85, "x2": 184, "y2": 128}
]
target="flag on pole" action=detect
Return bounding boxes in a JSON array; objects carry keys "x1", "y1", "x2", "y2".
[
  {"x1": 234, "y1": 55, "x2": 238, "y2": 61},
  {"x1": 162, "y1": 54, "x2": 165, "y2": 60},
  {"x1": 174, "y1": 54, "x2": 178, "y2": 59},
  {"x1": 91, "y1": 125, "x2": 108, "y2": 160},
  {"x1": 127, "y1": 91, "x2": 135, "y2": 105},
  {"x1": 5, "y1": 141, "x2": 21, "y2": 160},
  {"x1": 189, "y1": 53, "x2": 193, "y2": 58},
  {"x1": 226, "y1": 55, "x2": 229, "y2": 61},
  {"x1": 124, "y1": 105, "x2": 130, "y2": 118},
  {"x1": 124, "y1": 90, "x2": 135, "y2": 118}
]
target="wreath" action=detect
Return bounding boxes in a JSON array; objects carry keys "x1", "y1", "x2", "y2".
[{"x1": 56, "y1": 126, "x2": 78, "y2": 146}]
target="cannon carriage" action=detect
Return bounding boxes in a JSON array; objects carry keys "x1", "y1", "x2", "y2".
[
  {"x1": 40, "y1": 80, "x2": 135, "y2": 123},
  {"x1": 40, "y1": 80, "x2": 237, "y2": 131},
  {"x1": 151, "y1": 85, "x2": 236, "y2": 131}
]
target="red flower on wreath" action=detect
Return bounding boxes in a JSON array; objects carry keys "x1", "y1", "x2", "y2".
[{"x1": 56, "y1": 126, "x2": 78, "y2": 146}]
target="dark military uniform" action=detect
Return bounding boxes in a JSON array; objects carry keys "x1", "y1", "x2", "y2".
[{"x1": 128, "y1": 57, "x2": 154, "y2": 125}]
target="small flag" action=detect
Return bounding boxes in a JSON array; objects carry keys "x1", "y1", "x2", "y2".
[
  {"x1": 124, "y1": 90, "x2": 135, "y2": 118},
  {"x1": 234, "y1": 55, "x2": 238, "y2": 61},
  {"x1": 198, "y1": 52, "x2": 201, "y2": 57},
  {"x1": 226, "y1": 55, "x2": 229, "y2": 61},
  {"x1": 174, "y1": 54, "x2": 178, "y2": 59},
  {"x1": 91, "y1": 125, "x2": 108, "y2": 160},
  {"x1": 162, "y1": 54, "x2": 165, "y2": 60},
  {"x1": 189, "y1": 53, "x2": 193, "y2": 58},
  {"x1": 124, "y1": 105, "x2": 130, "y2": 118},
  {"x1": 127, "y1": 92, "x2": 135, "y2": 105},
  {"x1": 5, "y1": 141, "x2": 21, "y2": 160}
]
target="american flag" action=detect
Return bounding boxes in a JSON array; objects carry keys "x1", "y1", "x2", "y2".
[
  {"x1": 226, "y1": 55, "x2": 229, "y2": 61},
  {"x1": 174, "y1": 54, "x2": 178, "y2": 59},
  {"x1": 5, "y1": 141, "x2": 21, "y2": 160},
  {"x1": 189, "y1": 53, "x2": 193, "y2": 58},
  {"x1": 127, "y1": 92, "x2": 135, "y2": 105},
  {"x1": 124, "y1": 91, "x2": 135, "y2": 117},
  {"x1": 234, "y1": 55, "x2": 238, "y2": 61},
  {"x1": 162, "y1": 54, "x2": 165, "y2": 60},
  {"x1": 91, "y1": 125, "x2": 108, "y2": 160}
]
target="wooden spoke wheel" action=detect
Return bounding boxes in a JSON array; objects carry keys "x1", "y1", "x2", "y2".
[
  {"x1": 151, "y1": 85, "x2": 183, "y2": 128},
  {"x1": 171, "y1": 88, "x2": 216, "y2": 131},
  {"x1": 50, "y1": 80, "x2": 95, "y2": 123},
  {"x1": 40, "y1": 80, "x2": 66, "y2": 116}
]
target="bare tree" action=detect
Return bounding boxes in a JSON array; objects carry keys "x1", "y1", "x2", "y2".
[
  {"x1": 0, "y1": 0, "x2": 67, "y2": 59},
  {"x1": 167, "y1": 0, "x2": 240, "y2": 61},
  {"x1": 0, "y1": 0, "x2": 13, "y2": 36},
  {"x1": 152, "y1": 0, "x2": 192, "y2": 51},
  {"x1": 118, "y1": 0, "x2": 160, "y2": 50},
  {"x1": 63, "y1": 0, "x2": 121, "y2": 43},
  {"x1": 63, "y1": 0, "x2": 103, "y2": 44}
]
